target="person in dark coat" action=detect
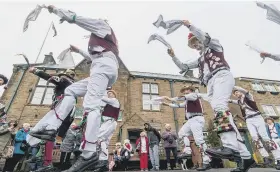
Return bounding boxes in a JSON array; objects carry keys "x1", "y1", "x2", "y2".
[
  {"x1": 0, "y1": 119, "x2": 17, "y2": 159},
  {"x1": 59, "y1": 123, "x2": 82, "y2": 170},
  {"x1": 26, "y1": 67, "x2": 76, "y2": 172},
  {"x1": 144, "y1": 123, "x2": 161, "y2": 170},
  {"x1": 162, "y1": 124, "x2": 179, "y2": 170}
]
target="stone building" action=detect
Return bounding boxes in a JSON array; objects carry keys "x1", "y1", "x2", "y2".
[{"x1": 2, "y1": 53, "x2": 280, "y2": 164}]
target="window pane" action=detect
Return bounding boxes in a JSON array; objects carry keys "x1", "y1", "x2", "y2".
[
  {"x1": 74, "y1": 107, "x2": 83, "y2": 119},
  {"x1": 142, "y1": 83, "x2": 150, "y2": 93},
  {"x1": 276, "y1": 106, "x2": 280, "y2": 114},
  {"x1": 277, "y1": 85, "x2": 280, "y2": 92},
  {"x1": 264, "y1": 84, "x2": 276, "y2": 92},
  {"x1": 31, "y1": 87, "x2": 45, "y2": 104},
  {"x1": 42, "y1": 88, "x2": 54, "y2": 105},
  {"x1": 195, "y1": 88, "x2": 199, "y2": 93},
  {"x1": 151, "y1": 84, "x2": 159, "y2": 94},
  {"x1": 151, "y1": 95, "x2": 160, "y2": 111},
  {"x1": 262, "y1": 105, "x2": 276, "y2": 116},
  {"x1": 38, "y1": 78, "x2": 47, "y2": 86},
  {"x1": 252, "y1": 83, "x2": 264, "y2": 91},
  {"x1": 142, "y1": 94, "x2": 151, "y2": 110}
]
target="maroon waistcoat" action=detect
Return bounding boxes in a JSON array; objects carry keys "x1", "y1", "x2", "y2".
[
  {"x1": 88, "y1": 28, "x2": 119, "y2": 57},
  {"x1": 185, "y1": 99, "x2": 203, "y2": 120},
  {"x1": 238, "y1": 96, "x2": 259, "y2": 117},
  {"x1": 198, "y1": 48, "x2": 230, "y2": 81},
  {"x1": 102, "y1": 104, "x2": 120, "y2": 121}
]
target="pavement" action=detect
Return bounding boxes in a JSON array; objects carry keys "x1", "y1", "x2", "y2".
[{"x1": 120, "y1": 169, "x2": 279, "y2": 172}]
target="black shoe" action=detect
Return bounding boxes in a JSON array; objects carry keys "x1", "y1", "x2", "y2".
[
  {"x1": 263, "y1": 157, "x2": 271, "y2": 166},
  {"x1": 196, "y1": 163, "x2": 211, "y2": 171},
  {"x1": 206, "y1": 147, "x2": 241, "y2": 160},
  {"x1": 62, "y1": 152, "x2": 99, "y2": 172},
  {"x1": 29, "y1": 133, "x2": 55, "y2": 141},
  {"x1": 31, "y1": 129, "x2": 56, "y2": 136},
  {"x1": 35, "y1": 165, "x2": 54, "y2": 172},
  {"x1": 241, "y1": 158, "x2": 255, "y2": 172},
  {"x1": 230, "y1": 158, "x2": 242, "y2": 172},
  {"x1": 88, "y1": 160, "x2": 108, "y2": 172},
  {"x1": 276, "y1": 160, "x2": 280, "y2": 170}
]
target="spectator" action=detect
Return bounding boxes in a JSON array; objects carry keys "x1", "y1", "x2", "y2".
[
  {"x1": 121, "y1": 139, "x2": 132, "y2": 171},
  {"x1": 266, "y1": 117, "x2": 280, "y2": 147},
  {"x1": 113, "y1": 142, "x2": 123, "y2": 170},
  {"x1": 144, "y1": 122, "x2": 161, "y2": 171},
  {"x1": 136, "y1": 131, "x2": 149, "y2": 171},
  {"x1": 162, "y1": 124, "x2": 179, "y2": 170},
  {"x1": 59, "y1": 123, "x2": 82, "y2": 170},
  {"x1": 3, "y1": 123, "x2": 30, "y2": 172},
  {"x1": 0, "y1": 120, "x2": 17, "y2": 159}
]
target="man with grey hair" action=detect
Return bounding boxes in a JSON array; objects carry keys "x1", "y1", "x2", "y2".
[{"x1": 167, "y1": 20, "x2": 254, "y2": 172}]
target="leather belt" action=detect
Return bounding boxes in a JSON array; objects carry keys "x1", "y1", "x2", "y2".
[
  {"x1": 188, "y1": 114, "x2": 203, "y2": 120},
  {"x1": 245, "y1": 113, "x2": 261, "y2": 120}
]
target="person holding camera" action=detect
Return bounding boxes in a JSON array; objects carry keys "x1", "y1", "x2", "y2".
[{"x1": 162, "y1": 124, "x2": 179, "y2": 170}]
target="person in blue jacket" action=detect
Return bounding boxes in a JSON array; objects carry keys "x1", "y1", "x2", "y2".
[
  {"x1": 2, "y1": 123, "x2": 30, "y2": 172},
  {"x1": 266, "y1": 117, "x2": 280, "y2": 147}
]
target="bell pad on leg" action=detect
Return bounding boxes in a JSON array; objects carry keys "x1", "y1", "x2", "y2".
[{"x1": 213, "y1": 111, "x2": 234, "y2": 134}]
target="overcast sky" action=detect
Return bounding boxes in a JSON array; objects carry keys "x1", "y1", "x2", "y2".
[{"x1": 0, "y1": 1, "x2": 280, "y2": 95}]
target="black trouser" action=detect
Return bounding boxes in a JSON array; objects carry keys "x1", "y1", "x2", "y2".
[
  {"x1": 57, "y1": 110, "x2": 74, "y2": 138},
  {"x1": 3, "y1": 154, "x2": 25, "y2": 171},
  {"x1": 165, "y1": 147, "x2": 178, "y2": 164},
  {"x1": 121, "y1": 159, "x2": 129, "y2": 171},
  {"x1": 59, "y1": 152, "x2": 72, "y2": 170}
]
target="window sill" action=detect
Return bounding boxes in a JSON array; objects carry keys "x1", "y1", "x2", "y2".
[{"x1": 142, "y1": 110, "x2": 161, "y2": 112}]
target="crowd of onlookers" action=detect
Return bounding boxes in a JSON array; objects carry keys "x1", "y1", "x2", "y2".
[{"x1": 1, "y1": 114, "x2": 280, "y2": 171}]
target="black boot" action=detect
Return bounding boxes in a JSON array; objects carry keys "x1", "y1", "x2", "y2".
[
  {"x1": 89, "y1": 160, "x2": 108, "y2": 172},
  {"x1": 241, "y1": 158, "x2": 255, "y2": 172},
  {"x1": 263, "y1": 157, "x2": 271, "y2": 166},
  {"x1": 196, "y1": 163, "x2": 211, "y2": 171},
  {"x1": 276, "y1": 160, "x2": 280, "y2": 170},
  {"x1": 30, "y1": 129, "x2": 56, "y2": 141},
  {"x1": 61, "y1": 153, "x2": 99, "y2": 172},
  {"x1": 206, "y1": 147, "x2": 240, "y2": 160}
]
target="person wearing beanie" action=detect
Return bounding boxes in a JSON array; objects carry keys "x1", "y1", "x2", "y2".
[
  {"x1": 163, "y1": 86, "x2": 210, "y2": 171},
  {"x1": 166, "y1": 19, "x2": 254, "y2": 172},
  {"x1": 229, "y1": 86, "x2": 280, "y2": 170}
]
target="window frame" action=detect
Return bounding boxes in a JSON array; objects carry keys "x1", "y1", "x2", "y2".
[
  {"x1": 263, "y1": 83, "x2": 277, "y2": 92},
  {"x1": 30, "y1": 72, "x2": 56, "y2": 105},
  {"x1": 142, "y1": 82, "x2": 160, "y2": 111},
  {"x1": 251, "y1": 83, "x2": 265, "y2": 91},
  {"x1": 261, "y1": 104, "x2": 277, "y2": 117}
]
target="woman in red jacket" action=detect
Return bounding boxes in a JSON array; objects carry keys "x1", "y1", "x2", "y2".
[{"x1": 136, "y1": 131, "x2": 149, "y2": 171}]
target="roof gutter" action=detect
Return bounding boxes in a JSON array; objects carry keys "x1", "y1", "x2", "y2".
[{"x1": 5, "y1": 66, "x2": 28, "y2": 113}]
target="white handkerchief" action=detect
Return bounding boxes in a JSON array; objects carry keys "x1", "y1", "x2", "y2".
[
  {"x1": 256, "y1": 2, "x2": 280, "y2": 26},
  {"x1": 153, "y1": 15, "x2": 183, "y2": 34},
  {"x1": 148, "y1": 34, "x2": 172, "y2": 49},
  {"x1": 23, "y1": 5, "x2": 47, "y2": 32}
]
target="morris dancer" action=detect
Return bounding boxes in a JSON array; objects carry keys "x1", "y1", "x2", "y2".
[
  {"x1": 260, "y1": 52, "x2": 280, "y2": 61},
  {"x1": 93, "y1": 89, "x2": 120, "y2": 172},
  {"x1": 26, "y1": 67, "x2": 75, "y2": 172},
  {"x1": 230, "y1": 86, "x2": 280, "y2": 170},
  {"x1": 167, "y1": 20, "x2": 254, "y2": 172},
  {"x1": 30, "y1": 5, "x2": 119, "y2": 172},
  {"x1": 162, "y1": 86, "x2": 211, "y2": 171}
]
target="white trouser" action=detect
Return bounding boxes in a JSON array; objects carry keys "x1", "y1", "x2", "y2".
[
  {"x1": 27, "y1": 104, "x2": 75, "y2": 146},
  {"x1": 207, "y1": 70, "x2": 251, "y2": 159},
  {"x1": 247, "y1": 115, "x2": 280, "y2": 160},
  {"x1": 178, "y1": 116, "x2": 210, "y2": 164},
  {"x1": 98, "y1": 117, "x2": 118, "y2": 160}
]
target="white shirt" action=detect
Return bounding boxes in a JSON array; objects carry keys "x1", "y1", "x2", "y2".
[{"x1": 141, "y1": 137, "x2": 147, "y2": 153}]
